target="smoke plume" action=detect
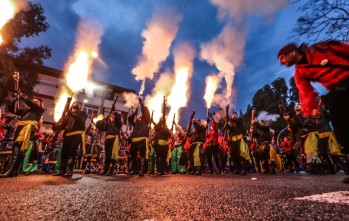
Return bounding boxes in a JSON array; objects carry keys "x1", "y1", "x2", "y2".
[{"x1": 132, "y1": 9, "x2": 182, "y2": 95}]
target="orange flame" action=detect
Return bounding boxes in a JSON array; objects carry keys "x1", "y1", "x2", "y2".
[
  {"x1": 167, "y1": 67, "x2": 190, "y2": 125},
  {"x1": 204, "y1": 75, "x2": 219, "y2": 108},
  {"x1": 54, "y1": 90, "x2": 75, "y2": 122},
  {"x1": 93, "y1": 114, "x2": 104, "y2": 124},
  {"x1": 146, "y1": 92, "x2": 164, "y2": 124},
  {"x1": 65, "y1": 51, "x2": 90, "y2": 92},
  {"x1": 0, "y1": 0, "x2": 16, "y2": 45}
]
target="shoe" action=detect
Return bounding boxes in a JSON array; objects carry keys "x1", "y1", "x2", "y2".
[
  {"x1": 106, "y1": 169, "x2": 114, "y2": 176},
  {"x1": 240, "y1": 170, "x2": 247, "y2": 176},
  {"x1": 343, "y1": 177, "x2": 349, "y2": 184},
  {"x1": 157, "y1": 173, "x2": 163, "y2": 176},
  {"x1": 138, "y1": 171, "x2": 144, "y2": 176},
  {"x1": 193, "y1": 171, "x2": 201, "y2": 175},
  {"x1": 63, "y1": 171, "x2": 73, "y2": 177},
  {"x1": 53, "y1": 171, "x2": 65, "y2": 176},
  {"x1": 232, "y1": 170, "x2": 240, "y2": 175},
  {"x1": 0, "y1": 169, "x2": 18, "y2": 178},
  {"x1": 83, "y1": 170, "x2": 91, "y2": 175},
  {"x1": 98, "y1": 170, "x2": 108, "y2": 176}
]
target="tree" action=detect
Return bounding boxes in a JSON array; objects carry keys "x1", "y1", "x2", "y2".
[
  {"x1": 291, "y1": 0, "x2": 349, "y2": 41},
  {"x1": 0, "y1": 2, "x2": 51, "y2": 105},
  {"x1": 244, "y1": 78, "x2": 290, "y2": 137},
  {"x1": 287, "y1": 76, "x2": 299, "y2": 116}
]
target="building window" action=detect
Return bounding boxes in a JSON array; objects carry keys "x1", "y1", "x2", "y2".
[
  {"x1": 105, "y1": 88, "x2": 114, "y2": 101},
  {"x1": 83, "y1": 104, "x2": 99, "y2": 118}
]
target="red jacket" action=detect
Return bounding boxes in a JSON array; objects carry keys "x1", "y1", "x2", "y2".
[
  {"x1": 205, "y1": 121, "x2": 218, "y2": 145},
  {"x1": 295, "y1": 40, "x2": 349, "y2": 116},
  {"x1": 281, "y1": 140, "x2": 293, "y2": 153}
]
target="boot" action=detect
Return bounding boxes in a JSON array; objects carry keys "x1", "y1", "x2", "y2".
[
  {"x1": 98, "y1": 163, "x2": 109, "y2": 175},
  {"x1": 240, "y1": 161, "x2": 247, "y2": 176},
  {"x1": 193, "y1": 167, "x2": 201, "y2": 175},
  {"x1": 336, "y1": 155, "x2": 349, "y2": 175},
  {"x1": 139, "y1": 157, "x2": 145, "y2": 176},
  {"x1": 53, "y1": 158, "x2": 67, "y2": 176},
  {"x1": 0, "y1": 146, "x2": 23, "y2": 178},
  {"x1": 63, "y1": 159, "x2": 75, "y2": 177},
  {"x1": 261, "y1": 161, "x2": 269, "y2": 174},
  {"x1": 269, "y1": 161, "x2": 276, "y2": 174},
  {"x1": 106, "y1": 162, "x2": 115, "y2": 176}
]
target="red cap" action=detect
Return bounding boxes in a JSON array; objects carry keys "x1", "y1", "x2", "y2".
[{"x1": 277, "y1": 43, "x2": 297, "y2": 59}]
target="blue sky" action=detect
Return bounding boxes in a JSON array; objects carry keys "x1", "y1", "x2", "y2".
[{"x1": 22, "y1": 0, "x2": 312, "y2": 121}]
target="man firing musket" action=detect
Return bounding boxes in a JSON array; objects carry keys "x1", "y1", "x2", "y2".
[
  {"x1": 205, "y1": 108, "x2": 221, "y2": 174},
  {"x1": 127, "y1": 96, "x2": 150, "y2": 176},
  {"x1": 53, "y1": 99, "x2": 88, "y2": 177},
  {"x1": 152, "y1": 96, "x2": 171, "y2": 175},
  {"x1": 0, "y1": 72, "x2": 45, "y2": 178},
  {"x1": 225, "y1": 111, "x2": 250, "y2": 175},
  {"x1": 95, "y1": 95, "x2": 123, "y2": 176}
]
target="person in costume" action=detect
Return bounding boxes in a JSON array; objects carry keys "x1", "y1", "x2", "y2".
[
  {"x1": 0, "y1": 91, "x2": 44, "y2": 178},
  {"x1": 251, "y1": 120, "x2": 275, "y2": 174},
  {"x1": 127, "y1": 98, "x2": 150, "y2": 176},
  {"x1": 53, "y1": 101, "x2": 87, "y2": 177},
  {"x1": 187, "y1": 119, "x2": 206, "y2": 175},
  {"x1": 153, "y1": 117, "x2": 171, "y2": 175},
  {"x1": 278, "y1": 40, "x2": 349, "y2": 183},
  {"x1": 205, "y1": 120, "x2": 221, "y2": 174},
  {"x1": 95, "y1": 112, "x2": 123, "y2": 176},
  {"x1": 226, "y1": 112, "x2": 250, "y2": 175}
]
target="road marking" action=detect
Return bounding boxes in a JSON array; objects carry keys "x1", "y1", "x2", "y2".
[{"x1": 294, "y1": 191, "x2": 349, "y2": 205}]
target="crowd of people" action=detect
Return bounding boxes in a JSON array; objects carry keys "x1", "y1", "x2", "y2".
[
  {"x1": 0, "y1": 39, "x2": 348, "y2": 185},
  {"x1": 0, "y1": 94, "x2": 348, "y2": 181}
]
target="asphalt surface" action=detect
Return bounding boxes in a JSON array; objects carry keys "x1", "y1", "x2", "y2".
[{"x1": 0, "y1": 172, "x2": 348, "y2": 221}]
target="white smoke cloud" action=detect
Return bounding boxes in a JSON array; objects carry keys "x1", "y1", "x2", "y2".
[
  {"x1": 212, "y1": 108, "x2": 225, "y2": 123},
  {"x1": 255, "y1": 111, "x2": 280, "y2": 122},
  {"x1": 200, "y1": 0, "x2": 288, "y2": 111},
  {"x1": 132, "y1": 8, "x2": 182, "y2": 94},
  {"x1": 122, "y1": 92, "x2": 139, "y2": 109},
  {"x1": 210, "y1": 0, "x2": 288, "y2": 22}
]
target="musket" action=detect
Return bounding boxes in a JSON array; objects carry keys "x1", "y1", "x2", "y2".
[
  {"x1": 13, "y1": 72, "x2": 20, "y2": 113},
  {"x1": 249, "y1": 109, "x2": 256, "y2": 142},
  {"x1": 108, "y1": 96, "x2": 119, "y2": 116},
  {"x1": 170, "y1": 113, "x2": 176, "y2": 132},
  {"x1": 162, "y1": 96, "x2": 166, "y2": 123},
  {"x1": 278, "y1": 100, "x2": 297, "y2": 142},
  {"x1": 86, "y1": 112, "x2": 96, "y2": 133},
  {"x1": 50, "y1": 94, "x2": 73, "y2": 143},
  {"x1": 206, "y1": 108, "x2": 210, "y2": 129},
  {"x1": 223, "y1": 105, "x2": 229, "y2": 141},
  {"x1": 149, "y1": 110, "x2": 155, "y2": 128},
  {"x1": 186, "y1": 111, "x2": 196, "y2": 137}
]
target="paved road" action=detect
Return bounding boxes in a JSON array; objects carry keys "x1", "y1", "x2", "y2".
[{"x1": 0, "y1": 173, "x2": 348, "y2": 220}]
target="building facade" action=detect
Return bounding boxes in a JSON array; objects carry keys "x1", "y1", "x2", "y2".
[{"x1": 5, "y1": 65, "x2": 136, "y2": 133}]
